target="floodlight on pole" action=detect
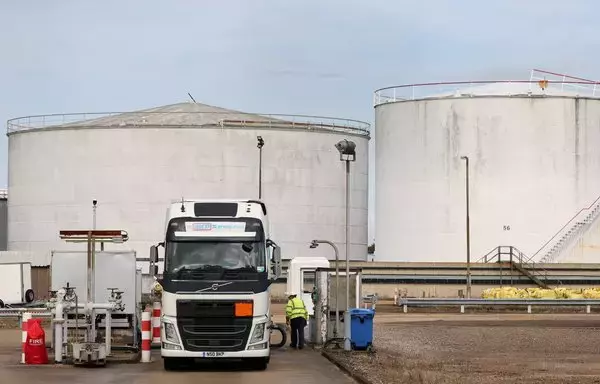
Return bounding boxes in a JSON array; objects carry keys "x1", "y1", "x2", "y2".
[
  {"x1": 309, "y1": 239, "x2": 340, "y2": 339},
  {"x1": 335, "y1": 139, "x2": 356, "y2": 352}
]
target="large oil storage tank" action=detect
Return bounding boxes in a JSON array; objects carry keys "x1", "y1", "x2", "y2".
[
  {"x1": 374, "y1": 70, "x2": 600, "y2": 264},
  {"x1": 7, "y1": 102, "x2": 370, "y2": 265}
]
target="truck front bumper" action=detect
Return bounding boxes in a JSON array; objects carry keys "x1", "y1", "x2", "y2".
[
  {"x1": 160, "y1": 314, "x2": 270, "y2": 359},
  {"x1": 161, "y1": 347, "x2": 269, "y2": 359}
]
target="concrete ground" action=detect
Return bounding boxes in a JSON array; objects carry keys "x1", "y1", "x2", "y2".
[{"x1": 0, "y1": 327, "x2": 355, "y2": 384}]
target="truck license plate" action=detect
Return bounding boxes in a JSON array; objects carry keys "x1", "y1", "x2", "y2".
[{"x1": 202, "y1": 352, "x2": 224, "y2": 357}]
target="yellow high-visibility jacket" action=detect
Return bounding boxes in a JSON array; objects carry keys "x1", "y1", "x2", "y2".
[{"x1": 285, "y1": 296, "x2": 308, "y2": 320}]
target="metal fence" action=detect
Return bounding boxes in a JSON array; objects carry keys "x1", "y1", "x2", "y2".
[
  {"x1": 397, "y1": 298, "x2": 600, "y2": 314},
  {"x1": 373, "y1": 74, "x2": 600, "y2": 106}
]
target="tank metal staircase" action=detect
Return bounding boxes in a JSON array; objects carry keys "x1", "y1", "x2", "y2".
[
  {"x1": 533, "y1": 195, "x2": 600, "y2": 264},
  {"x1": 477, "y1": 246, "x2": 550, "y2": 289}
]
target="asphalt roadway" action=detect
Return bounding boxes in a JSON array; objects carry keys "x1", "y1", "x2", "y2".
[{"x1": 0, "y1": 331, "x2": 356, "y2": 384}]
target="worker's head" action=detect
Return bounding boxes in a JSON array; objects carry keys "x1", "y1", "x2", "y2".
[{"x1": 285, "y1": 291, "x2": 296, "y2": 298}]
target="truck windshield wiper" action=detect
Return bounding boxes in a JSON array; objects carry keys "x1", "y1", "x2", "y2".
[
  {"x1": 196, "y1": 264, "x2": 224, "y2": 270},
  {"x1": 173, "y1": 265, "x2": 224, "y2": 278},
  {"x1": 227, "y1": 266, "x2": 258, "y2": 272}
]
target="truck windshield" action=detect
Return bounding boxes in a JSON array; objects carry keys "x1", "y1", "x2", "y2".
[{"x1": 165, "y1": 241, "x2": 266, "y2": 276}]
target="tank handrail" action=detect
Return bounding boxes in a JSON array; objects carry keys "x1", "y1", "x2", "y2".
[
  {"x1": 531, "y1": 69, "x2": 598, "y2": 83},
  {"x1": 374, "y1": 79, "x2": 600, "y2": 94},
  {"x1": 527, "y1": 193, "x2": 600, "y2": 263},
  {"x1": 7, "y1": 111, "x2": 371, "y2": 136},
  {"x1": 373, "y1": 79, "x2": 600, "y2": 106}
]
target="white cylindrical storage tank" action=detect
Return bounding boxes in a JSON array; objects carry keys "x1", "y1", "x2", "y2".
[
  {"x1": 374, "y1": 78, "x2": 600, "y2": 263},
  {"x1": 7, "y1": 102, "x2": 370, "y2": 265}
]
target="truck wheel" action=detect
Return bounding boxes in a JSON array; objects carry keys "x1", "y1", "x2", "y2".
[
  {"x1": 0, "y1": 299, "x2": 4, "y2": 308},
  {"x1": 25, "y1": 289, "x2": 35, "y2": 303},
  {"x1": 163, "y1": 357, "x2": 182, "y2": 371},
  {"x1": 248, "y1": 357, "x2": 268, "y2": 371}
]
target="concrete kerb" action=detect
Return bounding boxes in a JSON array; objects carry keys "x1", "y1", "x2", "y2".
[{"x1": 321, "y1": 349, "x2": 373, "y2": 384}]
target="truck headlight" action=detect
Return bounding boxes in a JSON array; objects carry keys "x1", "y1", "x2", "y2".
[
  {"x1": 249, "y1": 322, "x2": 266, "y2": 343},
  {"x1": 163, "y1": 322, "x2": 180, "y2": 344}
]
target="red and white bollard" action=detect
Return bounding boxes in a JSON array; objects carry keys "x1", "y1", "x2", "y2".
[
  {"x1": 21, "y1": 312, "x2": 32, "y2": 364},
  {"x1": 152, "y1": 301, "x2": 161, "y2": 345},
  {"x1": 141, "y1": 311, "x2": 151, "y2": 363}
]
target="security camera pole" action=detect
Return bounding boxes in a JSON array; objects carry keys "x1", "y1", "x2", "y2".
[
  {"x1": 92, "y1": 200, "x2": 105, "y2": 251},
  {"x1": 310, "y1": 239, "x2": 340, "y2": 339},
  {"x1": 257, "y1": 136, "x2": 265, "y2": 199},
  {"x1": 335, "y1": 139, "x2": 356, "y2": 351}
]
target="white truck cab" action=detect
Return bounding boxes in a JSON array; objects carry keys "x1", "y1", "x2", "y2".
[{"x1": 151, "y1": 199, "x2": 282, "y2": 371}]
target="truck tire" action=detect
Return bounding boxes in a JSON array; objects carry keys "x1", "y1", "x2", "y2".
[
  {"x1": 0, "y1": 299, "x2": 4, "y2": 308},
  {"x1": 25, "y1": 289, "x2": 35, "y2": 303},
  {"x1": 163, "y1": 357, "x2": 182, "y2": 371},
  {"x1": 247, "y1": 357, "x2": 268, "y2": 371}
]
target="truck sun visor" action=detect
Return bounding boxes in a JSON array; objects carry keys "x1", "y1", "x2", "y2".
[{"x1": 194, "y1": 203, "x2": 238, "y2": 217}]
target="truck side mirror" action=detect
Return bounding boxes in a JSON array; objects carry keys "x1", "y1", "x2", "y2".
[
  {"x1": 272, "y1": 246, "x2": 282, "y2": 279},
  {"x1": 150, "y1": 245, "x2": 158, "y2": 263},
  {"x1": 153, "y1": 265, "x2": 159, "y2": 276}
]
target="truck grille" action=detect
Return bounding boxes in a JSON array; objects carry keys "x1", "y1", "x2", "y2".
[{"x1": 176, "y1": 300, "x2": 252, "y2": 352}]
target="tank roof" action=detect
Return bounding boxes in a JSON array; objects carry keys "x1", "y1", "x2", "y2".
[{"x1": 55, "y1": 101, "x2": 286, "y2": 128}]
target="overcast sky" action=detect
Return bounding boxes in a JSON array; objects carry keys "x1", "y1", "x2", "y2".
[{"x1": 1, "y1": 0, "x2": 599, "y2": 244}]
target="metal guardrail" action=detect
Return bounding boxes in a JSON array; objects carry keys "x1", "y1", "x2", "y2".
[
  {"x1": 362, "y1": 293, "x2": 378, "y2": 309},
  {"x1": 7, "y1": 112, "x2": 371, "y2": 136},
  {"x1": 373, "y1": 77, "x2": 600, "y2": 107},
  {"x1": 399, "y1": 298, "x2": 600, "y2": 306},
  {"x1": 397, "y1": 298, "x2": 600, "y2": 314},
  {"x1": 0, "y1": 307, "x2": 52, "y2": 318}
]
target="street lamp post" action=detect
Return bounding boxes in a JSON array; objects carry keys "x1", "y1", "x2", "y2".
[
  {"x1": 257, "y1": 136, "x2": 265, "y2": 199},
  {"x1": 310, "y1": 239, "x2": 340, "y2": 339},
  {"x1": 335, "y1": 139, "x2": 356, "y2": 351},
  {"x1": 460, "y1": 156, "x2": 472, "y2": 298}
]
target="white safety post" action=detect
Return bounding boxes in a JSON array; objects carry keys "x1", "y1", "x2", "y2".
[
  {"x1": 54, "y1": 303, "x2": 64, "y2": 363},
  {"x1": 527, "y1": 305, "x2": 532, "y2": 314},
  {"x1": 106, "y1": 309, "x2": 112, "y2": 356},
  {"x1": 460, "y1": 305, "x2": 465, "y2": 314},
  {"x1": 21, "y1": 312, "x2": 32, "y2": 364},
  {"x1": 586, "y1": 305, "x2": 591, "y2": 314},
  {"x1": 141, "y1": 311, "x2": 151, "y2": 363}
]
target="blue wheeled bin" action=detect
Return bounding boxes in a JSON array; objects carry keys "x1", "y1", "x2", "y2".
[{"x1": 348, "y1": 308, "x2": 375, "y2": 350}]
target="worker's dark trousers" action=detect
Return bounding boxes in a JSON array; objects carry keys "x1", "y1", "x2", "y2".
[{"x1": 290, "y1": 317, "x2": 307, "y2": 348}]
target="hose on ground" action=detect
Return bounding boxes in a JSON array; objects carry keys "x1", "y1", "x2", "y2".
[{"x1": 269, "y1": 323, "x2": 287, "y2": 348}]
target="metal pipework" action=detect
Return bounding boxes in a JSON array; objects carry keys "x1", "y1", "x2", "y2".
[
  {"x1": 50, "y1": 285, "x2": 124, "y2": 362},
  {"x1": 310, "y1": 239, "x2": 340, "y2": 339},
  {"x1": 106, "y1": 287, "x2": 125, "y2": 356}
]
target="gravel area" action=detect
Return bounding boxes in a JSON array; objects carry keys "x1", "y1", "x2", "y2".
[{"x1": 326, "y1": 315, "x2": 600, "y2": 384}]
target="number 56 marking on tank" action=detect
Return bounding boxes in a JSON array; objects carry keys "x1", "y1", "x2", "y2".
[{"x1": 202, "y1": 352, "x2": 224, "y2": 357}]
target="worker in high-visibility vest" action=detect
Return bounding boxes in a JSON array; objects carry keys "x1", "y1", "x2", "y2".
[{"x1": 285, "y1": 292, "x2": 308, "y2": 349}]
